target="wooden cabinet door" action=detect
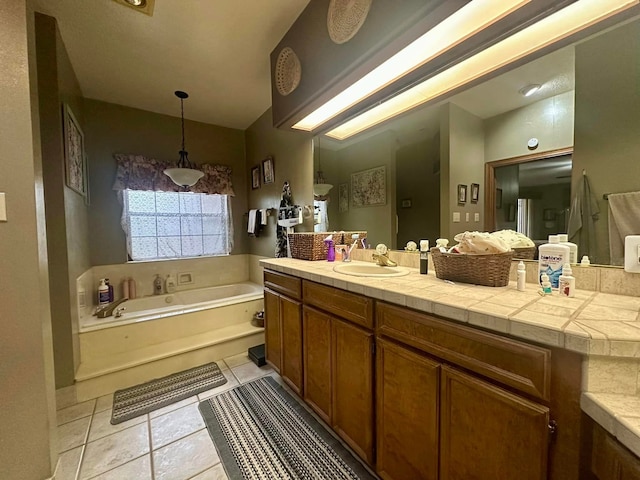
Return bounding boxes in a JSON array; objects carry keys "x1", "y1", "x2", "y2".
[
  {"x1": 264, "y1": 289, "x2": 281, "y2": 373},
  {"x1": 280, "y1": 295, "x2": 303, "y2": 395},
  {"x1": 376, "y1": 338, "x2": 440, "y2": 480},
  {"x1": 440, "y1": 366, "x2": 550, "y2": 480},
  {"x1": 302, "y1": 306, "x2": 332, "y2": 424},
  {"x1": 333, "y1": 317, "x2": 375, "y2": 465}
]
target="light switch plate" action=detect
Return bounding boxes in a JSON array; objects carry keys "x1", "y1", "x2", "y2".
[
  {"x1": 0, "y1": 193, "x2": 6, "y2": 221},
  {"x1": 465, "y1": 212, "x2": 470, "y2": 222},
  {"x1": 453, "y1": 212, "x2": 460, "y2": 223},
  {"x1": 624, "y1": 235, "x2": 640, "y2": 273},
  {"x1": 474, "y1": 213, "x2": 480, "y2": 222}
]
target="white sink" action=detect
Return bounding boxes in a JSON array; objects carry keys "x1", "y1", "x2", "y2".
[{"x1": 333, "y1": 263, "x2": 410, "y2": 277}]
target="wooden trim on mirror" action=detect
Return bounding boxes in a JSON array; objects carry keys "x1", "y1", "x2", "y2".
[{"x1": 484, "y1": 147, "x2": 573, "y2": 231}]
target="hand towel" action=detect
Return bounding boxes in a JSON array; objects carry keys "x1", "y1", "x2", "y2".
[
  {"x1": 607, "y1": 191, "x2": 640, "y2": 265},
  {"x1": 260, "y1": 209, "x2": 268, "y2": 225},
  {"x1": 568, "y1": 173, "x2": 600, "y2": 262},
  {"x1": 247, "y1": 209, "x2": 257, "y2": 235}
]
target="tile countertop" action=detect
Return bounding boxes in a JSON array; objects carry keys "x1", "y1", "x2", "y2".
[{"x1": 260, "y1": 257, "x2": 640, "y2": 458}]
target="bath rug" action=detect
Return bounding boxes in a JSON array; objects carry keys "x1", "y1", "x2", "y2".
[
  {"x1": 111, "y1": 362, "x2": 226, "y2": 425},
  {"x1": 198, "y1": 376, "x2": 376, "y2": 480}
]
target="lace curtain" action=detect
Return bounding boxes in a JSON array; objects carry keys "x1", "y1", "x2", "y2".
[{"x1": 112, "y1": 153, "x2": 235, "y2": 196}]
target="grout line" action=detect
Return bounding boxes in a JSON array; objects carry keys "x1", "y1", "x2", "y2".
[{"x1": 148, "y1": 416, "x2": 156, "y2": 480}]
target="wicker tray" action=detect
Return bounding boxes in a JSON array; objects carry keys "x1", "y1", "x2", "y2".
[
  {"x1": 430, "y1": 248, "x2": 514, "y2": 287},
  {"x1": 288, "y1": 233, "x2": 330, "y2": 261},
  {"x1": 341, "y1": 231, "x2": 367, "y2": 246},
  {"x1": 512, "y1": 246, "x2": 536, "y2": 260}
]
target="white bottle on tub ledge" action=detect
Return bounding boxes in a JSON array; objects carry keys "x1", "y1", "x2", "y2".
[{"x1": 165, "y1": 274, "x2": 177, "y2": 293}]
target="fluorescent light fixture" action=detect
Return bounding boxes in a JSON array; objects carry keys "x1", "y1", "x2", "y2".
[
  {"x1": 326, "y1": 0, "x2": 638, "y2": 140},
  {"x1": 519, "y1": 84, "x2": 542, "y2": 96},
  {"x1": 292, "y1": 0, "x2": 530, "y2": 131}
]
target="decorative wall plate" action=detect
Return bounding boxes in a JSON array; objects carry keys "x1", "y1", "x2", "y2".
[
  {"x1": 327, "y1": 0, "x2": 372, "y2": 44},
  {"x1": 275, "y1": 47, "x2": 301, "y2": 96}
]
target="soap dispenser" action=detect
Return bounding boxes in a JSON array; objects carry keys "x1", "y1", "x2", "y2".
[{"x1": 154, "y1": 274, "x2": 163, "y2": 295}]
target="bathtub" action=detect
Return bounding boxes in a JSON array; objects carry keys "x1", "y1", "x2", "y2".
[
  {"x1": 80, "y1": 281, "x2": 264, "y2": 332},
  {"x1": 76, "y1": 281, "x2": 265, "y2": 400}
]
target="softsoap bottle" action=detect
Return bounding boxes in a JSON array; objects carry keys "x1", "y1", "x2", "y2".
[{"x1": 420, "y1": 240, "x2": 429, "y2": 274}]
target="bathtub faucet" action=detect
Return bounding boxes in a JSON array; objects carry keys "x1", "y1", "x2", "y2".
[{"x1": 95, "y1": 298, "x2": 128, "y2": 318}]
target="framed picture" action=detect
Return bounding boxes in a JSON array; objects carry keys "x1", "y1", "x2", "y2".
[
  {"x1": 262, "y1": 156, "x2": 275, "y2": 184},
  {"x1": 496, "y1": 188, "x2": 503, "y2": 209},
  {"x1": 457, "y1": 184, "x2": 467, "y2": 204},
  {"x1": 339, "y1": 183, "x2": 348, "y2": 212},
  {"x1": 401, "y1": 198, "x2": 412, "y2": 208},
  {"x1": 351, "y1": 166, "x2": 386, "y2": 207},
  {"x1": 471, "y1": 183, "x2": 480, "y2": 203},
  {"x1": 251, "y1": 166, "x2": 260, "y2": 189},
  {"x1": 63, "y1": 103, "x2": 87, "y2": 198}
]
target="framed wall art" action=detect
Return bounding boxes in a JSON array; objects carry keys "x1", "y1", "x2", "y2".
[
  {"x1": 251, "y1": 166, "x2": 260, "y2": 189},
  {"x1": 262, "y1": 156, "x2": 275, "y2": 184},
  {"x1": 351, "y1": 165, "x2": 386, "y2": 207},
  {"x1": 457, "y1": 184, "x2": 467, "y2": 204},
  {"x1": 63, "y1": 103, "x2": 87, "y2": 198},
  {"x1": 471, "y1": 183, "x2": 480, "y2": 203}
]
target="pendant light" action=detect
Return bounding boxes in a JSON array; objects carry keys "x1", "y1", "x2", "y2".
[{"x1": 164, "y1": 91, "x2": 204, "y2": 188}]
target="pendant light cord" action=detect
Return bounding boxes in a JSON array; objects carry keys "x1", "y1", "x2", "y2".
[{"x1": 180, "y1": 98, "x2": 186, "y2": 153}]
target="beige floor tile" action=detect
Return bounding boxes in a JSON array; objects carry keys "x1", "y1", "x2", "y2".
[
  {"x1": 88, "y1": 408, "x2": 147, "y2": 442},
  {"x1": 90, "y1": 454, "x2": 152, "y2": 480},
  {"x1": 197, "y1": 371, "x2": 240, "y2": 400},
  {"x1": 231, "y1": 361, "x2": 274, "y2": 384},
  {"x1": 153, "y1": 429, "x2": 219, "y2": 480},
  {"x1": 151, "y1": 403, "x2": 206, "y2": 449},
  {"x1": 57, "y1": 399, "x2": 96, "y2": 426},
  {"x1": 79, "y1": 423, "x2": 150, "y2": 480},
  {"x1": 55, "y1": 445, "x2": 83, "y2": 480},
  {"x1": 58, "y1": 416, "x2": 91, "y2": 453},
  {"x1": 222, "y1": 353, "x2": 252, "y2": 369},
  {"x1": 190, "y1": 463, "x2": 228, "y2": 480},
  {"x1": 149, "y1": 395, "x2": 198, "y2": 419},
  {"x1": 94, "y1": 394, "x2": 114, "y2": 413}
]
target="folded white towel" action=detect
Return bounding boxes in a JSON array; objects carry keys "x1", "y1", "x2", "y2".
[
  {"x1": 260, "y1": 209, "x2": 268, "y2": 225},
  {"x1": 608, "y1": 191, "x2": 640, "y2": 265},
  {"x1": 248, "y1": 209, "x2": 257, "y2": 234}
]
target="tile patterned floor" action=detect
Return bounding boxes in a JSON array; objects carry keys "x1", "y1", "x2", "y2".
[{"x1": 55, "y1": 353, "x2": 274, "y2": 480}]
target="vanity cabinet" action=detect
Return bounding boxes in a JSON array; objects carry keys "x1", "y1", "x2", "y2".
[
  {"x1": 263, "y1": 271, "x2": 303, "y2": 395},
  {"x1": 302, "y1": 279, "x2": 375, "y2": 465},
  {"x1": 588, "y1": 416, "x2": 640, "y2": 480}
]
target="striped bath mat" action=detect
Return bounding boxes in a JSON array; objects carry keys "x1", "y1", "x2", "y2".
[
  {"x1": 199, "y1": 376, "x2": 376, "y2": 480},
  {"x1": 111, "y1": 362, "x2": 226, "y2": 424}
]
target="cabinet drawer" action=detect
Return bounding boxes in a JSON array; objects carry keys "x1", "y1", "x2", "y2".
[
  {"x1": 303, "y1": 280, "x2": 374, "y2": 330},
  {"x1": 376, "y1": 301, "x2": 551, "y2": 401},
  {"x1": 264, "y1": 270, "x2": 302, "y2": 300}
]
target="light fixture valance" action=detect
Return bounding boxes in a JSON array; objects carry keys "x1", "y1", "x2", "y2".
[{"x1": 112, "y1": 153, "x2": 235, "y2": 196}]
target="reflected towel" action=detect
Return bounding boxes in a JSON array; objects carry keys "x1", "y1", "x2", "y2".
[
  {"x1": 568, "y1": 174, "x2": 600, "y2": 262},
  {"x1": 608, "y1": 191, "x2": 640, "y2": 266},
  {"x1": 260, "y1": 209, "x2": 268, "y2": 225},
  {"x1": 247, "y1": 209, "x2": 258, "y2": 234}
]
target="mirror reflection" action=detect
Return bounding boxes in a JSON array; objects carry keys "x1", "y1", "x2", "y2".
[{"x1": 314, "y1": 16, "x2": 640, "y2": 266}]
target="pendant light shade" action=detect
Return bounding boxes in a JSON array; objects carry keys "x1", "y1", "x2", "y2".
[{"x1": 164, "y1": 91, "x2": 204, "y2": 188}]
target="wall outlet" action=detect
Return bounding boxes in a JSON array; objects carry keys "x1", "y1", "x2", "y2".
[
  {"x1": 453, "y1": 212, "x2": 460, "y2": 223},
  {"x1": 624, "y1": 235, "x2": 640, "y2": 273}
]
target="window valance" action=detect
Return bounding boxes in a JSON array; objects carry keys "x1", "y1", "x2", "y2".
[{"x1": 112, "y1": 153, "x2": 235, "y2": 196}]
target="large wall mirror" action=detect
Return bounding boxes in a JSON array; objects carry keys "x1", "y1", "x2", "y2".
[{"x1": 313, "y1": 15, "x2": 640, "y2": 267}]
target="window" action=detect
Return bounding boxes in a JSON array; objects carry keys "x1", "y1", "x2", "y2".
[{"x1": 121, "y1": 189, "x2": 233, "y2": 261}]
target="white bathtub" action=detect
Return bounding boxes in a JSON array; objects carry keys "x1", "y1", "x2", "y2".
[{"x1": 80, "y1": 282, "x2": 264, "y2": 332}]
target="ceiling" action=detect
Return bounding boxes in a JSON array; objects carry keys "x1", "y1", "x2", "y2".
[{"x1": 32, "y1": 0, "x2": 309, "y2": 130}]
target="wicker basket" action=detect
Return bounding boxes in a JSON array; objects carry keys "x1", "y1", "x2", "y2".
[
  {"x1": 288, "y1": 233, "x2": 330, "y2": 261},
  {"x1": 430, "y1": 248, "x2": 514, "y2": 287},
  {"x1": 512, "y1": 246, "x2": 536, "y2": 260}
]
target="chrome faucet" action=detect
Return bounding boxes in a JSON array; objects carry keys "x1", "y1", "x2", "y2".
[{"x1": 94, "y1": 298, "x2": 128, "y2": 318}]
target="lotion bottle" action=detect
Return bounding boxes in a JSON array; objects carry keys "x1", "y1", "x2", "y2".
[
  {"x1": 517, "y1": 261, "x2": 526, "y2": 291},
  {"x1": 122, "y1": 278, "x2": 130, "y2": 299},
  {"x1": 558, "y1": 264, "x2": 576, "y2": 298},
  {"x1": 128, "y1": 277, "x2": 137, "y2": 299},
  {"x1": 98, "y1": 279, "x2": 110, "y2": 306},
  {"x1": 420, "y1": 240, "x2": 429, "y2": 274},
  {"x1": 558, "y1": 234, "x2": 578, "y2": 264}
]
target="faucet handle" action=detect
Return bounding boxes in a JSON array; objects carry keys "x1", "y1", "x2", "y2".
[{"x1": 114, "y1": 306, "x2": 126, "y2": 318}]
